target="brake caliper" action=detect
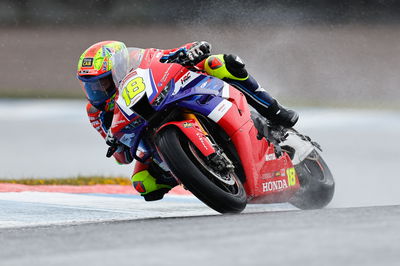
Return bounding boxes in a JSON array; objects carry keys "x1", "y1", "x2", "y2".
[{"x1": 207, "y1": 149, "x2": 235, "y2": 176}]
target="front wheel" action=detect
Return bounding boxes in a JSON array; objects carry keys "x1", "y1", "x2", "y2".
[
  {"x1": 289, "y1": 150, "x2": 335, "y2": 210},
  {"x1": 155, "y1": 127, "x2": 247, "y2": 214}
]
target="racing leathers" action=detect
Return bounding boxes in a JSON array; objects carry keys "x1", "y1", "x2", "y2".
[{"x1": 86, "y1": 41, "x2": 299, "y2": 201}]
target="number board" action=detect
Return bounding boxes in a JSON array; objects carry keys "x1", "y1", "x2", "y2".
[{"x1": 116, "y1": 68, "x2": 156, "y2": 118}]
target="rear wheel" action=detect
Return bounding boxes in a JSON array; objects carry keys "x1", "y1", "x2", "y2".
[
  {"x1": 289, "y1": 150, "x2": 335, "y2": 210},
  {"x1": 156, "y1": 127, "x2": 247, "y2": 213}
]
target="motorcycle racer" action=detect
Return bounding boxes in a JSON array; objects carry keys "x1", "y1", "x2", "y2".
[{"x1": 77, "y1": 40, "x2": 299, "y2": 201}]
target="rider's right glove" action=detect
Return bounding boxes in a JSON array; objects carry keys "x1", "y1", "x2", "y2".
[
  {"x1": 160, "y1": 41, "x2": 211, "y2": 66},
  {"x1": 185, "y1": 41, "x2": 212, "y2": 66}
]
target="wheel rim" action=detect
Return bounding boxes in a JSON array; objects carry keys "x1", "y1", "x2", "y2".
[{"x1": 188, "y1": 143, "x2": 241, "y2": 195}]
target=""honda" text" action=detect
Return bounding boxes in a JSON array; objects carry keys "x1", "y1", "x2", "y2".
[{"x1": 262, "y1": 180, "x2": 288, "y2": 192}]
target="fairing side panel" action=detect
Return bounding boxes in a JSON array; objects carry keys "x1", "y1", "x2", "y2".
[
  {"x1": 216, "y1": 85, "x2": 300, "y2": 202},
  {"x1": 216, "y1": 87, "x2": 252, "y2": 136}
]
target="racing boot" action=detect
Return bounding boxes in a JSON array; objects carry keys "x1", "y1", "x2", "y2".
[
  {"x1": 263, "y1": 99, "x2": 299, "y2": 128},
  {"x1": 237, "y1": 75, "x2": 299, "y2": 128},
  {"x1": 132, "y1": 163, "x2": 178, "y2": 201},
  {"x1": 204, "y1": 54, "x2": 299, "y2": 128}
]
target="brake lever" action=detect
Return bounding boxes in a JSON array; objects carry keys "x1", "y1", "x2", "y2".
[{"x1": 106, "y1": 146, "x2": 117, "y2": 158}]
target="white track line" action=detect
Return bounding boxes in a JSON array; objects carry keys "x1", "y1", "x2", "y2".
[{"x1": 0, "y1": 192, "x2": 294, "y2": 229}]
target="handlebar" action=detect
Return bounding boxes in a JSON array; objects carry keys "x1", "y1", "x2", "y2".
[{"x1": 159, "y1": 47, "x2": 191, "y2": 65}]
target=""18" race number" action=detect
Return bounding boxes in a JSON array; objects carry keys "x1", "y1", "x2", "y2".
[
  {"x1": 286, "y1": 167, "x2": 296, "y2": 186},
  {"x1": 122, "y1": 77, "x2": 146, "y2": 106}
]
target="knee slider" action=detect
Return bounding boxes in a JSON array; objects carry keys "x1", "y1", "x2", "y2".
[
  {"x1": 132, "y1": 170, "x2": 158, "y2": 195},
  {"x1": 131, "y1": 170, "x2": 173, "y2": 196},
  {"x1": 224, "y1": 54, "x2": 248, "y2": 79}
]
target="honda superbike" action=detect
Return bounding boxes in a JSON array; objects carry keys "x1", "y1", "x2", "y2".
[{"x1": 108, "y1": 47, "x2": 335, "y2": 213}]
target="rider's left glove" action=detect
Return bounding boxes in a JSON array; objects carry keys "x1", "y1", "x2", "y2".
[{"x1": 105, "y1": 130, "x2": 124, "y2": 157}]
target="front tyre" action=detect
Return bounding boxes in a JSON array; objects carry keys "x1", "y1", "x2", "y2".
[
  {"x1": 156, "y1": 127, "x2": 247, "y2": 214},
  {"x1": 289, "y1": 150, "x2": 335, "y2": 210}
]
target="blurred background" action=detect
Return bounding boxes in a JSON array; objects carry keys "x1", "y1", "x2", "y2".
[
  {"x1": 1, "y1": 0, "x2": 399, "y2": 207},
  {"x1": 1, "y1": 0, "x2": 400, "y2": 107}
]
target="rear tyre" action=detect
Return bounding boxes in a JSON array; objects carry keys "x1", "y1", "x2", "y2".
[
  {"x1": 156, "y1": 127, "x2": 247, "y2": 214},
  {"x1": 289, "y1": 150, "x2": 335, "y2": 210}
]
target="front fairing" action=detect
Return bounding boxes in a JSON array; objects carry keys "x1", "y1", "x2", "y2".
[
  {"x1": 164, "y1": 75, "x2": 228, "y2": 114},
  {"x1": 110, "y1": 49, "x2": 230, "y2": 158},
  {"x1": 111, "y1": 73, "x2": 221, "y2": 143}
]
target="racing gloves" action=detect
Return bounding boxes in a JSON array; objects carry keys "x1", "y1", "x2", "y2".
[
  {"x1": 105, "y1": 130, "x2": 133, "y2": 163},
  {"x1": 186, "y1": 41, "x2": 212, "y2": 65},
  {"x1": 160, "y1": 41, "x2": 211, "y2": 66}
]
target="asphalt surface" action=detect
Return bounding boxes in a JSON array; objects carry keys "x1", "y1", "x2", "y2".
[
  {"x1": 1, "y1": 205, "x2": 399, "y2": 266},
  {"x1": 1, "y1": 101, "x2": 400, "y2": 265}
]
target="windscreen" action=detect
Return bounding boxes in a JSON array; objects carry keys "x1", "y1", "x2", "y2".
[{"x1": 111, "y1": 47, "x2": 145, "y2": 86}]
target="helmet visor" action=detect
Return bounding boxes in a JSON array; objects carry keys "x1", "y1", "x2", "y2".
[{"x1": 79, "y1": 72, "x2": 116, "y2": 107}]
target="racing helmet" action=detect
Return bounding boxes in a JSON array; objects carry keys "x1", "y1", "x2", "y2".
[{"x1": 77, "y1": 40, "x2": 127, "y2": 111}]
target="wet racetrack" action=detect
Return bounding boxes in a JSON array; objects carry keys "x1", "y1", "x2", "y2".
[
  {"x1": 1, "y1": 100, "x2": 400, "y2": 266},
  {"x1": 1, "y1": 205, "x2": 399, "y2": 266}
]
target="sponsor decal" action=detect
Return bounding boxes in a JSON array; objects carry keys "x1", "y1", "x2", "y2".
[
  {"x1": 262, "y1": 180, "x2": 288, "y2": 192},
  {"x1": 196, "y1": 132, "x2": 209, "y2": 150},
  {"x1": 160, "y1": 65, "x2": 172, "y2": 84},
  {"x1": 82, "y1": 58, "x2": 93, "y2": 67},
  {"x1": 261, "y1": 172, "x2": 275, "y2": 179},
  {"x1": 120, "y1": 133, "x2": 135, "y2": 146},
  {"x1": 200, "y1": 80, "x2": 208, "y2": 88},
  {"x1": 113, "y1": 120, "x2": 126, "y2": 126},
  {"x1": 181, "y1": 72, "x2": 191, "y2": 86},
  {"x1": 102, "y1": 61, "x2": 108, "y2": 71},
  {"x1": 102, "y1": 47, "x2": 112, "y2": 57},
  {"x1": 280, "y1": 168, "x2": 286, "y2": 177},
  {"x1": 133, "y1": 181, "x2": 146, "y2": 193},
  {"x1": 183, "y1": 122, "x2": 193, "y2": 128},
  {"x1": 261, "y1": 169, "x2": 288, "y2": 179},
  {"x1": 208, "y1": 100, "x2": 232, "y2": 122},
  {"x1": 208, "y1": 56, "x2": 223, "y2": 70},
  {"x1": 265, "y1": 153, "x2": 276, "y2": 161},
  {"x1": 261, "y1": 168, "x2": 297, "y2": 186},
  {"x1": 172, "y1": 71, "x2": 200, "y2": 95}
]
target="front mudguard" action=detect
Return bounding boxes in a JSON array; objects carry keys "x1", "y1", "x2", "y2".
[{"x1": 156, "y1": 119, "x2": 216, "y2": 157}]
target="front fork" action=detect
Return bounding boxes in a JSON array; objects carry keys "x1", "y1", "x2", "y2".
[
  {"x1": 155, "y1": 111, "x2": 236, "y2": 180},
  {"x1": 183, "y1": 112, "x2": 235, "y2": 174},
  {"x1": 182, "y1": 112, "x2": 209, "y2": 136}
]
